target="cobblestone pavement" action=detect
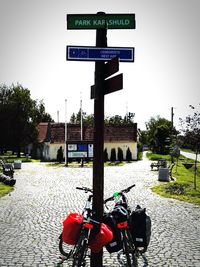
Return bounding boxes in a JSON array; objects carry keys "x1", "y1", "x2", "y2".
[{"x1": 0, "y1": 156, "x2": 200, "y2": 267}]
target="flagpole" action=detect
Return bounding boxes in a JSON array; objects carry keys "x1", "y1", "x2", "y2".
[
  {"x1": 80, "y1": 92, "x2": 83, "y2": 141},
  {"x1": 65, "y1": 99, "x2": 67, "y2": 166}
]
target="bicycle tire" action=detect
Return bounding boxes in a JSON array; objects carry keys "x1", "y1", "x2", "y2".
[
  {"x1": 59, "y1": 235, "x2": 73, "y2": 260},
  {"x1": 72, "y1": 229, "x2": 88, "y2": 267},
  {"x1": 120, "y1": 229, "x2": 138, "y2": 267},
  {"x1": 127, "y1": 228, "x2": 138, "y2": 266},
  {"x1": 122, "y1": 229, "x2": 132, "y2": 266}
]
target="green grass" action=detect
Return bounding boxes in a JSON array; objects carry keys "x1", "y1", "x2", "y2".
[
  {"x1": 0, "y1": 182, "x2": 13, "y2": 198},
  {"x1": 2, "y1": 156, "x2": 32, "y2": 163},
  {"x1": 146, "y1": 151, "x2": 171, "y2": 161},
  {"x1": 137, "y1": 151, "x2": 143, "y2": 160},
  {"x1": 151, "y1": 154, "x2": 200, "y2": 205},
  {"x1": 0, "y1": 151, "x2": 41, "y2": 164}
]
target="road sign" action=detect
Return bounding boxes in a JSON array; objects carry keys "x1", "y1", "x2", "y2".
[
  {"x1": 67, "y1": 142, "x2": 93, "y2": 159},
  {"x1": 67, "y1": 13, "x2": 135, "y2": 29},
  {"x1": 67, "y1": 46, "x2": 134, "y2": 62},
  {"x1": 91, "y1": 73, "x2": 123, "y2": 99},
  {"x1": 104, "y1": 73, "x2": 123, "y2": 95},
  {"x1": 104, "y1": 56, "x2": 119, "y2": 79}
]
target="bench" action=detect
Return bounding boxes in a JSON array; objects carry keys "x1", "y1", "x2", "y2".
[
  {"x1": 0, "y1": 159, "x2": 14, "y2": 178},
  {"x1": 150, "y1": 159, "x2": 175, "y2": 180},
  {"x1": 168, "y1": 163, "x2": 175, "y2": 180},
  {"x1": 0, "y1": 173, "x2": 16, "y2": 186},
  {"x1": 150, "y1": 159, "x2": 167, "y2": 171}
]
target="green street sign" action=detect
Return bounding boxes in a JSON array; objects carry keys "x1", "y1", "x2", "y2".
[{"x1": 67, "y1": 13, "x2": 136, "y2": 30}]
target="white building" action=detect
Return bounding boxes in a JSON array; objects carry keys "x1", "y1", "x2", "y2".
[{"x1": 37, "y1": 122, "x2": 138, "y2": 161}]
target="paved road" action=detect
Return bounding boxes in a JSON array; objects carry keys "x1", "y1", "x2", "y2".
[
  {"x1": 0, "y1": 158, "x2": 200, "y2": 267},
  {"x1": 180, "y1": 151, "x2": 200, "y2": 161}
]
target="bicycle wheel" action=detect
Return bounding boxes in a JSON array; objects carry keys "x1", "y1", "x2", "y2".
[
  {"x1": 59, "y1": 235, "x2": 73, "y2": 260},
  {"x1": 126, "y1": 228, "x2": 138, "y2": 266},
  {"x1": 72, "y1": 229, "x2": 88, "y2": 267},
  {"x1": 118, "y1": 229, "x2": 138, "y2": 267}
]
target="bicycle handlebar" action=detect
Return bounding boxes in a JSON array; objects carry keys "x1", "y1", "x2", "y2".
[
  {"x1": 76, "y1": 186, "x2": 93, "y2": 193},
  {"x1": 121, "y1": 184, "x2": 135, "y2": 193},
  {"x1": 76, "y1": 184, "x2": 135, "y2": 204},
  {"x1": 104, "y1": 184, "x2": 135, "y2": 204}
]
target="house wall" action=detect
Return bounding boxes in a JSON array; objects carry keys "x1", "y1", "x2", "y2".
[
  {"x1": 48, "y1": 143, "x2": 64, "y2": 160},
  {"x1": 104, "y1": 141, "x2": 137, "y2": 160},
  {"x1": 43, "y1": 142, "x2": 50, "y2": 160},
  {"x1": 46, "y1": 141, "x2": 137, "y2": 161},
  {"x1": 36, "y1": 142, "x2": 50, "y2": 160}
]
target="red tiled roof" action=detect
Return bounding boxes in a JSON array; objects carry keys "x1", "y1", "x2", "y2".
[
  {"x1": 104, "y1": 125, "x2": 137, "y2": 141},
  {"x1": 48, "y1": 123, "x2": 137, "y2": 143},
  {"x1": 37, "y1": 123, "x2": 49, "y2": 143}
]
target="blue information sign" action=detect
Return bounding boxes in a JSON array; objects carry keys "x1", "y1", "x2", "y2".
[{"x1": 67, "y1": 46, "x2": 134, "y2": 62}]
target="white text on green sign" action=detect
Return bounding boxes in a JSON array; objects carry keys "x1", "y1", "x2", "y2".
[{"x1": 67, "y1": 14, "x2": 135, "y2": 29}]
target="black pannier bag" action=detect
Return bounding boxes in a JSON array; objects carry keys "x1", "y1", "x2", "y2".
[
  {"x1": 103, "y1": 213, "x2": 122, "y2": 253},
  {"x1": 129, "y1": 205, "x2": 151, "y2": 252}
]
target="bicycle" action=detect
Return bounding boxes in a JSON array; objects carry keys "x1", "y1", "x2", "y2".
[
  {"x1": 58, "y1": 186, "x2": 112, "y2": 267},
  {"x1": 104, "y1": 184, "x2": 139, "y2": 267}
]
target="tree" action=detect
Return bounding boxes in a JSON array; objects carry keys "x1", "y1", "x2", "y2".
[
  {"x1": 138, "y1": 129, "x2": 149, "y2": 146},
  {"x1": 0, "y1": 83, "x2": 53, "y2": 156},
  {"x1": 105, "y1": 115, "x2": 123, "y2": 125},
  {"x1": 105, "y1": 114, "x2": 135, "y2": 125},
  {"x1": 110, "y1": 148, "x2": 116, "y2": 162},
  {"x1": 70, "y1": 110, "x2": 93, "y2": 125},
  {"x1": 70, "y1": 113, "x2": 76, "y2": 124},
  {"x1": 145, "y1": 116, "x2": 172, "y2": 154},
  {"x1": 76, "y1": 109, "x2": 81, "y2": 124},
  {"x1": 84, "y1": 114, "x2": 94, "y2": 125},
  {"x1": 117, "y1": 147, "x2": 124, "y2": 162},
  {"x1": 154, "y1": 125, "x2": 171, "y2": 154},
  {"x1": 103, "y1": 148, "x2": 108, "y2": 162},
  {"x1": 57, "y1": 146, "x2": 63, "y2": 163},
  {"x1": 179, "y1": 104, "x2": 200, "y2": 190},
  {"x1": 69, "y1": 111, "x2": 135, "y2": 126},
  {"x1": 126, "y1": 147, "x2": 132, "y2": 162},
  {"x1": 34, "y1": 100, "x2": 53, "y2": 123}
]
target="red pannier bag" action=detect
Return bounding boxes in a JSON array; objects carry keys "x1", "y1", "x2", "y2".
[
  {"x1": 89, "y1": 223, "x2": 113, "y2": 253},
  {"x1": 62, "y1": 213, "x2": 83, "y2": 245}
]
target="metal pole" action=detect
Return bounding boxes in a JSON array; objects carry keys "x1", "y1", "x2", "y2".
[
  {"x1": 80, "y1": 93, "x2": 83, "y2": 141},
  {"x1": 171, "y1": 107, "x2": 174, "y2": 129},
  {"x1": 194, "y1": 150, "x2": 197, "y2": 190},
  {"x1": 64, "y1": 99, "x2": 68, "y2": 166},
  {"x1": 80, "y1": 94, "x2": 84, "y2": 167},
  {"x1": 91, "y1": 12, "x2": 107, "y2": 267}
]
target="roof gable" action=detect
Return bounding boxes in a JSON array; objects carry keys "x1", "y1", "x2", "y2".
[
  {"x1": 37, "y1": 123, "x2": 49, "y2": 143},
  {"x1": 46, "y1": 123, "x2": 137, "y2": 143}
]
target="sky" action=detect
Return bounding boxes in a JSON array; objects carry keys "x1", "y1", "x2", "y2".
[{"x1": 0, "y1": 0, "x2": 199, "y2": 130}]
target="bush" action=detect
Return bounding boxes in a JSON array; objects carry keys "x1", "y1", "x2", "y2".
[
  {"x1": 104, "y1": 148, "x2": 109, "y2": 162},
  {"x1": 117, "y1": 147, "x2": 124, "y2": 162},
  {"x1": 110, "y1": 148, "x2": 116, "y2": 162},
  {"x1": 165, "y1": 183, "x2": 187, "y2": 195},
  {"x1": 126, "y1": 147, "x2": 132, "y2": 162},
  {"x1": 57, "y1": 146, "x2": 63, "y2": 163}
]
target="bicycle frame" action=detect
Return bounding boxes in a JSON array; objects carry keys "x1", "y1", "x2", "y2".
[
  {"x1": 104, "y1": 184, "x2": 138, "y2": 267},
  {"x1": 58, "y1": 187, "x2": 95, "y2": 266},
  {"x1": 58, "y1": 186, "x2": 110, "y2": 267}
]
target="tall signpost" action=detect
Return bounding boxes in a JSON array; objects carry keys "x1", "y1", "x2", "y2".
[
  {"x1": 66, "y1": 12, "x2": 135, "y2": 267},
  {"x1": 91, "y1": 15, "x2": 107, "y2": 265}
]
